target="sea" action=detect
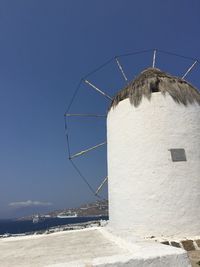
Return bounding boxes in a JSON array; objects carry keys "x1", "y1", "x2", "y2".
[{"x1": 0, "y1": 216, "x2": 108, "y2": 235}]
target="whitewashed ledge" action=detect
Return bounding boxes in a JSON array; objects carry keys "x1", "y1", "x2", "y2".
[
  {"x1": 0, "y1": 226, "x2": 191, "y2": 267},
  {"x1": 0, "y1": 220, "x2": 103, "y2": 238}
]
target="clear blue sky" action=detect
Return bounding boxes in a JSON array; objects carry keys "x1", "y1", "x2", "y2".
[{"x1": 0, "y1": 0, "x2": 200, "y2": 218}]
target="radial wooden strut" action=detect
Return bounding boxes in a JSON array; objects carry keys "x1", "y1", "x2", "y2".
[
  {"x1": 69, "y1": 142, "x2": 106, "y2": 159},
  {"x1": 84, "y1": 80, "x2": 112, "y2": 100}
]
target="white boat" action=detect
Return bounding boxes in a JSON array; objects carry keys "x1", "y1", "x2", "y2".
[
  {"x1": 57, "y1": 212, "x2": 78, "y2": 219},
  {"x1": 32, "y1": 215, "x2": 44, "y2": 223}
]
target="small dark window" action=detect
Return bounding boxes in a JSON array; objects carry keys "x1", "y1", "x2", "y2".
[
  {"x1": 169, "y1": 149, "x2": 187, "y2": 162},
  {"x1": 151, "y1": 86, "x2": 159, "y2": 93},
  {"x1": 150, "y1": 80, "x2": 159, "y2": 93}
]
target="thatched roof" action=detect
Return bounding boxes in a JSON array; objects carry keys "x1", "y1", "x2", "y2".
[{"x1": 110, "y1": 68, "x2": 200, "y2": 109}]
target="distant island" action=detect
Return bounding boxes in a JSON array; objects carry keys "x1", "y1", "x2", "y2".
[{"x1": 17, "y1": 200, "x2": 108, "y2": 221}]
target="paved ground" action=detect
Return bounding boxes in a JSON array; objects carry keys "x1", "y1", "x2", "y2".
[
  {"x1": 0, "y1": 227, "x2": 191, "y2": 267},
  {"x1": 0, "y1": 228, "x2": 126, "y2": 267},
  {"x1": 188, "y1": 251, "x2": 200, "y2": 267}
]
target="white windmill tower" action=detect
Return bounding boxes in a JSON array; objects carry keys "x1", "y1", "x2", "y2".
[{"x1": 107, "y1": 66, "x2": 200, "y2": 238}]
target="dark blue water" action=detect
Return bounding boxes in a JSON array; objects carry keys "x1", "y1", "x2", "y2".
[{"x1": 0, "y1": 216, "x2": 108, "y2": 235}]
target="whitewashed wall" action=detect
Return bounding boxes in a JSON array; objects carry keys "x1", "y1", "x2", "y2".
[{"x1": 107, "y1": 92, "x2": 200, "y2": 238}]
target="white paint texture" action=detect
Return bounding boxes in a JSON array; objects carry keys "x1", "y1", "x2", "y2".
[
  {"x1": 0, "y1": 228, "x2": 191, "y2": 267},
  {"x1": 107, "y1": 92, "x2": 200, "y2": 238}
]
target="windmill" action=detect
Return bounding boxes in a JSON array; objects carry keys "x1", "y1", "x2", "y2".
[{"x1": 65, "y1": 49, "x2": 200, "y2": 239}]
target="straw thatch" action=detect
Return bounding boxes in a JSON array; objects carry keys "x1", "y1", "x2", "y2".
[{"x1": 110, "y1": 68, "x2": 200, "y2": 109}]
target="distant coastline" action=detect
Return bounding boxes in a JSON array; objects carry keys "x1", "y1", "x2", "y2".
[
  {"x1": 16, "y1": 200, "x2": 108, "y2": 221},
  {"x1": 0, "y1": 200, "x2": 108, "y2": 237}
]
